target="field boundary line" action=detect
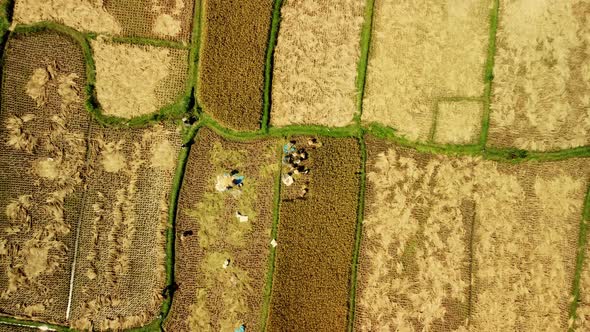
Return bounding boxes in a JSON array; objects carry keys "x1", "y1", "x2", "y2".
[
  {"x1": 65, "y1": 120, "x2": 95, "y2": 320},
  {"x1": 259, "y1": 143, "x2": 285, "y2": 332},
  {"x1": 0, "y1": 318, "x2": 66, "y2": 331},
  {"x1": 353, "y1": 0, "x2": 376, "y2": 125},
  {"x1": 568, "y1": 185, "x2": 590, "y2": 331},
  {"x1": 479, "y1": 0, "x2": 500, "y2": 148},
  {"x1": 159, "y1": 123, "x2": 201, "y2": 325},
  {"x1": 261, "y1": 0, "x2": 284, "y2": 133},
  {"x1": 347, "y1": 134, "x2": 368, "y2": 332},
  {"x1": 428, "y1": 102, "x2": 440, "y2": 143}
]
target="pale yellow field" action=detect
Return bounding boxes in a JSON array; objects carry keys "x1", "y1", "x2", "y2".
[
  {"x1": 434, "y1": 100, "x2": 483, "y2": 145},
  {"x1": 573, "y1": 208, "x2": 590, "y2": 331},
  {"x1": 356, "y1": 138, "x2": 590, "y2": 331},
  {"x1": 91, "y1": 38, "x2": 188, "y2": 118},
  {"x1": 488, "y1": 0, "x2": 590, "y2": 151},
  {"x1": 270, "y1": 0, "x2": 365, "y2": 127},
  {"x1": 13, "y1": 0, "x2": 122, "y2": 34},
  {"x1": 362, "y1": 0, "x2": 490, "y2": 142}
]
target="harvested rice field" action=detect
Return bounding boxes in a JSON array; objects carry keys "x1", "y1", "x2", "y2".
[
  {"x1": 197, "y1": 0, "x2": 273, "y2": 131},
  {"x1": 13, "y1": 0, "x2": 195, "y2": 42},
  {"x1": 270, "y1": 0, "x2": 365, "y2": 127},
  {"x1": 487, "y1": 0, "x2": 590, "y2": 151},
  {"x1": 2, "y1": 0, "x2": 590, "y2": 331},
  {"x1": 164, "y1": 128, "x2": 280, "y2": 332},
  {"x1": 91, "y1": 37, "x2": 189, "y2": 119},
  {"x1": 267, "y1": 137, "x2": 361, "y2": 331},
  {"x1": 362, "y1": 0, "x2": 491, "y2": 142},
  {"x1": 356, "y1": 137, "x2": 590, "y2": 331},
  {"x1": 0, "y1": 29, "x2": 181, "y2": 329}
]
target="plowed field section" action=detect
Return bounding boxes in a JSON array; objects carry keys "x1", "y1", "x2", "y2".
[{"x1": 267, "y1": 137, "x2": 361, "y2": 331}]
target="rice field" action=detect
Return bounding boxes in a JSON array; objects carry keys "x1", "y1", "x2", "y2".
[
  {"x1": 197, "y1": 0, "x2": 273, "y2": 131},
  {"x1": 267, "y1": 137, "x2": 361, "y2": 331},
  {"x1": 362, "y1": 0, "x2": 491, "y2": 142},
  {"x1": 164, "y1": 128, "x2": 279, "y2": 332},
  {"x1": 91, "y1": 38, "x2": 189, "y2": 119},
  {"x1": 356, "y1": 136, "x2": 590, "y2": 331},
  {"x1": 2, "y1": 0, "x2": 590, "y2": 331},
  {"x1": 0, "y1": 29, "x2": 181, "y2": 329},
  {"x1": 13, "y1": 0, "x2": 194, "y2": 42},
  {"x1": 487, "y1": 0, "x2": 590, "y2": 151},
  {"x1": 270, "y1": 0, "x2": 366, "y2": 127}
]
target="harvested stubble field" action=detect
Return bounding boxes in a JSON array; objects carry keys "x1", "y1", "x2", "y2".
[
  {"x1": 197, "y1": 0, "x2": 273, "y2": 131},
  {"x1": 91, "y1": 37, "x2": 189, "y2": 119},
  {"x1": 356, "y1": 137, "x2": 590, "y2": 331},
  {"x1": 0, "y1": 29, "x2": 182, "y2": 330},
  {"x1": 487, "y1": 0, "x2": 590, "y2": 151},
  {"x1": 270, "y1": 0, "x2": 365, "y2": 127},
  {"x1": 69, "y1": 123, "x2": 181, "y2": 331},
  {"x1": 574, "y1": 193, "x2": 590, "y2": 331},
  {"x1": 268, "y1": 137, "x2": 361, "y2": 331},
  {"x1": 362, "y1": 0, "x2": 490, "y2": 142},
  {"x1": 13, "y1": 0, "x2": 195, "y2": 42},
  {"x1": 165, "y1": 128, "x2": 279, "y2": 332},
  {"x1": 0, "y1": 29, "x2": 90, "y2": 325}
]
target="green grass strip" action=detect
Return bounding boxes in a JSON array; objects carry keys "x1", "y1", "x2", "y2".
[
  {"x1": 479, "y1": 0, "x2": 500, "y2": 147},
  {"x1": 568, "y1": 186, "x2": 590, "y2": 331},
  {"x1": 261, "y1": 0, "x2": 284, "y2": 132},
  {"x1": 0, "y1": 317, "x2": 72, "y2": 331},
  {"x1": 347, "y1": 134, "x2": 368, "y2": 332},
  {"x1": 259, "y1": 144, "x2": 285, "y2": 332},
  {"x1": 353, "y1": 0, "x2": 375, "y2": 124}
]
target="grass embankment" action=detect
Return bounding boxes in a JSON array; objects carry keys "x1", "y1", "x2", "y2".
[{"x1": 197, "y1": 0, "x2": 274, "y2": 131}]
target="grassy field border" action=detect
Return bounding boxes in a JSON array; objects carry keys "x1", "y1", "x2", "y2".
[
  {"x1": 261, "y1": 0, "x2": 284, "y2": 132},
  {"x1": 259, "y1": 143, "x2": 285, "y2": 332},
  {"x1": 479, "y1": 0, "x2": 500, "y2": 147},
  {"x1": 568, "y1": 186, "x2": 590, "y2": 331}
]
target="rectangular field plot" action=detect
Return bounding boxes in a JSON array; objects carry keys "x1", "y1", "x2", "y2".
[
  {"x1": 91, "y1": 38, "x2": 189, "y2": 119},
  {"x1": 197, "y1": 0, "x2": 273, "y2": 131},
  {"x1": 356, "y1": 137, "x2": 589, "y2": 331},
  {"x1": 362, "y1": 0, "x2": 490, "y2": 142},
  {"x1": 164, "y1": 128, "x2": 280, "y2": 332},
  {"x1": 13, "y1": 0, "x2": 195, "y2": 42},
  {"x1": 268, "y1": 137, "x2": 361, "y2": 331},
  {"x1": 270, "y1": 0, "x2": 365, "y2": 127},
  {"x1": 0, "y1": 29, "x2": 182, "y2": 329},
  {"x1": 0, "y1": 30, "x2": 91, "y2": 325},
  {"x1": 488, "y1": 0, "x2": 590, "y2": 151},
  {"x1": 69, "y1": 124, "x2": 180, "y2": 330}
]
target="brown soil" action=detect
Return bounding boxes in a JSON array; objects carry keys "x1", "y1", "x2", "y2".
[
  {"x1": 356, "y1": 136, "x2": 590, "y2": 331},
  {"x1": 197, "y1": 0, "x2": 273, "y2": 131},
  {"x1": 0, "y1": 30, "x2": 90, "y2": 325},
  {"x1": 164, "y1": 128, "x2": 280, "y2": 331},
  {"x1": 267, "y1": 137, "x2": 361, "y2": 331}
]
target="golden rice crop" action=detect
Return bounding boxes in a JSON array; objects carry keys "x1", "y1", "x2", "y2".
[
  {"x1": 268, "y1": 137, "x2": 361, "y2": 331},
  {"x1": 197, "y1": 0, "x2": 273, "y2": 131},
  {"x1": 356, "y1": 137, "x2": 590, "y2": 331},
  {"x1": 91, "y1": 37, "x2": 189, "y2": 119},
  {"x1": 270, "y1": 0, "x2": 365, "y2": 127},
  {"x1": 488, "y1": 0, "x2": 590, "y2": 151},
  {"x1": 362, "y1": 0, "x2": 490, "y2": 141}
]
